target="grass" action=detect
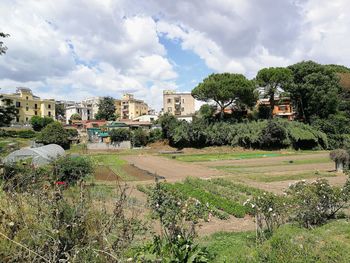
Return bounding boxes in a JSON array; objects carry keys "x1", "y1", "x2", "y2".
[
  {"x1": 0, "y1": 137, "x2": 31, "y2": 157},
  {"x1": 201, "y1": 220, "x2": 350, "y2": 263},
  {"x1": 165, "y1": 150, "x2": 312, "y2": 162},
  {"x1": 90, "y1": 154, "x2": 137, "y2": 181},
  {"x1": 247, "y1": 171, "x2": 337, "y2": 182}
]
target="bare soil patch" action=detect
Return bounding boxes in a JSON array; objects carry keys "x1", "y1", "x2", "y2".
[
  {"x1": 95, "y1": 165, "x2": 119, "y2": 181},
  {"x1": 121, "y1": 155, "x2": 224, "y2": 182},
  {"x1": 95, "y1": 164, "x2": 156, "y2": 182}
]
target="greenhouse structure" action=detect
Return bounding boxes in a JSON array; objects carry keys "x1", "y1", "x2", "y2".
[{"x1": 4, "y1": 144, "x2": 65, "y2": 166}]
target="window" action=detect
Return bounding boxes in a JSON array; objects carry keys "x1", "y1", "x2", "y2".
[
  {"x1": 182, "y1": 99, "x2": 185, "y2": 103},
  {"x1": 35, "y1": 111, "x2": 38, "y2": 115},
  {"x1": 26, "y1": 107, "x2": 29, "y2": 111},
  {"x1": 26, "y1": 117, "x2": 28, "y2": 121},
  {"x1": 16, "y1": 117, "x2": 19, "y2": 122},
  {"x1": 87, "y1": 110, "x2": 90, "y2": 114},
  {"x1": 16, "y1": 101, "x2": 21, "y2": 107},
  {"x1": 34, "y1": 104, "x2": 37, "y2": 109},
  {"x1": 26, "y1": 96, "x2": 28, "y2": 100},
  {"x1": 181, "y1": 107, "x2": 185, "y2": 112},
  {"x1": 167, "y1": 107, "x2": 172, "y2": 112},
  {"x1": 48, "y1": 111, "x2": 51, "y2": 117},
  {"x1": 167, "y1": 98, "x2": 172, "y2": 103},
  {"x1": 48, "y1": 104, "x2": 51, "y2": 109}
]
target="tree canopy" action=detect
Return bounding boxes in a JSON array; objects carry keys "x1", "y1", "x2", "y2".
[
  {"x1": 287, "y1": 61, "x2": 341, "y2": 122},
  {"x1": 95, "y1": 97, "x2": 117, "y2": 121},
  {"x1": 30, "y1": 116, "x2": 54, "y2": 131},
  {"x1": 70, "y1": 113, "x2": 82, "y2": 121},
  {"x1": 256, "y1": 67, "x2": 293, "y2": 118},
  {"x1": 0, "y1": 95, "x2": 18, "y2": 127},
  {"x1": 192, "y1": 73, "x2": 257, "y2": 118},
  {"x1": 37, "y1": 122, "x2": 70, "y2": 149}
]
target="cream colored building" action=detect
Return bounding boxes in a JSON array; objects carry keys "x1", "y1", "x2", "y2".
[
  {"x1": 81, "y1": 97, "x2": 102, "y2": 119},
  {"x1": 0, "y1": 87, "x2": 55, "y2": 124},
  {"x1": 163, "y1": 90, "x2": 195, "y2": 116},
  {"x1": 118, "y1": 94, "x2": 149, "y2": 120}
]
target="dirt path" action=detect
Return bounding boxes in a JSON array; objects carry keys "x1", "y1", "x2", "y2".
[{"x1": 121, "y1": 155, "x2": 224, "y2": 182}]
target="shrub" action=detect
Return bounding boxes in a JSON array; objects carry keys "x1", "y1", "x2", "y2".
[
  {"x1": 132, "y1": 128, "x2": 148, "y2": 147},
  {"x1": 244, "y1": 192, "x2": 290, "y2": 240},
  {"x1": 65, "y1": 128, "x2": 79, "y2": 138},
  {"x1": 149, "y1": 128, "x2": 162, "y2": 143},
  {"x1": 16, "y1": 129, "x2": 36, "y2": 138},
  {"x1": 135, "y1": 181, "x2": 213, "y2": 262},
  {"x1": 52, "y1": 155, "x2": 94, "y2": 184},
  {"x1": 109, "y1": 128, "x2": 130, "y2": 145},
  {"x1": 30, "y1": 115, "x2": 54, "y2": 131},
  {"x1": 286, "y1": 179, "x2": 349, "y2": 228},
  {"x1": 260, "y1": 120, "x2": 289, "y2": 149},
  {"x1": 330, "y1": 149, "x2": 350, "y2": 171},
  {"x1": 37, "y1": 122, "x2": 70, "y2": 149}
]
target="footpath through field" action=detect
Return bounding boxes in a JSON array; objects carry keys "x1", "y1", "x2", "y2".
[{"x1": 120, "y1": 155, "x2": 224, "y2": 182}]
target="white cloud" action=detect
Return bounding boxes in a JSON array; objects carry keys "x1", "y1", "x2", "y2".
[{"x1": 1, "y1": 0, "x2": 350, "y2": 111}]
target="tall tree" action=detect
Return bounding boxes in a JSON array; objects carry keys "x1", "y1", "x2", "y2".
[
  {"x1": 192, "y1": 73, "x2": 257, "y2": 119},
  {"x1": 287, "y1": 61, "x2": 341, "y2": 122},
  {"x1": 256, "y1": 67, "x2": 293, "y2": 118},
  {"x1": 55, "y1": 103, "x2": 65, "y2": 121},
  {"x1": 0, "y1": 32, "x2": 9, "y2": 55},
  {"x1": 95, "y1": 96, "x2": 116, "y2": 121},
  {"x1": 0, "y1": 95, "x2": 18, "y2": 126}
]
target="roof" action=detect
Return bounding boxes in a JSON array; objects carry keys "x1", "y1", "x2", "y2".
[{"x1": 4, "y1": 144, "x2": 65, "y2": 166}]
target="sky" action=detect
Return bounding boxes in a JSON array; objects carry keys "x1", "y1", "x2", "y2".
[{"x1": 0, "y1": 0, "x2": 349, "y2": 110}]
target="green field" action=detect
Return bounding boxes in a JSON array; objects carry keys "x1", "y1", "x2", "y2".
[
  {"x1": 0, "y1": 137, "x2": 31, "y2": 157},
  {"x1": 201, "y1": 220, "x2": 350, "y2": 263},
  {"x1": 90, "y1": 154, "x2": 136, "y2": 181},
  {"x1": 167, "y1": 151, "x2": 299, "y2": 162}
]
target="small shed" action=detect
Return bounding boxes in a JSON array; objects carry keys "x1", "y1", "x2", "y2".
[{"x1": 4, "y1": 144, "x2": 65, "y2": 166}]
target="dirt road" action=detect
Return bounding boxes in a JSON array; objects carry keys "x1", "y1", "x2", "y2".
[{"x1": 121, "y1": 155, "x2": 224, "y2": 182}]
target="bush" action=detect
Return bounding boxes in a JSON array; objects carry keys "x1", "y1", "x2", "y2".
[
  {"x1": 65, "y1": 128, "x2": 79, "y2": 138},
  {"x1": 30, "y1": 116, "x2": 54, "y2": 131},
  {"x1": 260, "y1": 120, "x2": 289, "y2": 149},
  {"x1": 132, "y1": 128, "x2": 148, "y2": 147},
  {"x1": 109, "y1": 128, "x2": 130, "y2": 145},
  {"x1": 37, "y1": 122, "x2": 70, "y2": 149},
  {"x1": 149, "y1": 128, "x2": 162, "y2": 143},
  {"x1": 52, "y1": 155, "x2": 94, "y2": 184},
  {"x1": 286, "y1": 179, "x2": 349, "y2": 228},
  {"x1": 0, "y1": 129, "x2": 36, "y2": 138},
  {"x1": 330, "y1": 149, "x2": 350, "y2": 171}
]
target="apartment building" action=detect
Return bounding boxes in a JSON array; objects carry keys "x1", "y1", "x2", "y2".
[
  {"x1": 118, "y1": 93, "x2": 149, "y2": 120},
  {"x1": 163, "y1": 90, "x2": 195, "y2": 116},
  {"x1": 81, "y1": 97, "x2": 102, "y2": 119},
  {"x1": 0, "y1": 87, "x2": 55, "y2": 123},
  {"x1": 65, "y1": 104, "x2": 93, "y2": 124}
]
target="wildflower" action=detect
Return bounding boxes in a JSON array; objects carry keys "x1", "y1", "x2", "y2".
[
  {"x1": 155, "y1": 203, "x2": 159, "y2": 208},
  {"x1": 8, "y1": 222, "x2": 14, "y2": 227},
  {"x1": 177, "y1": 235, "x2": 181, "y2": 239},
  {"x1": 251, "y1": 204, "x2": 255, "y2": 208},
  {"x1": 268, "y1": 208, "x2": 273, "y2": 212}
]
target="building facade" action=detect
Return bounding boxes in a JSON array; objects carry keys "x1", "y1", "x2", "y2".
[
  {"x1": 118, "y1": 93, "x2": 149, "y2": 120},
  {"x1": 258, "y1": 97, "x2": 295, "y2": 120},
  {"x1": 81, "y1": 97, "x2": 102, "y2": 119},
  {"x1": 65, "y1": 104, "x2": 93, "y2": 124},
  {"x1": 163, "y1": 90, "x2": 195, "y2": 116},
  {"x1": 0, "y1": 87, "x2": 55, "y2": 123}
]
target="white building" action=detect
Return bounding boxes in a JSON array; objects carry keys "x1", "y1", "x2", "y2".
[
  {"x1": 81, "y1": 97, "x2": 102, "y2": 119},
  {"x1": 133, "y1": 114, "x2": 158, "y2": 122},
  {"x1": 65, "y1": 104, "x2": 93, "y2": 124}
]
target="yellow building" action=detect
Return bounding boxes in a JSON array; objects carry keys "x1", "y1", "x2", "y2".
[
  {"x1": 0, "y1": 87, "x2": 55, "y2": 123},
  {"x1": 117, "y1": 94, "x2": 148, "y2": 120}
]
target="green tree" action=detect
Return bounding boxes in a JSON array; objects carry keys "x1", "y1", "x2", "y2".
[
  {"x1": 37, "y1": 122, "x2": 70, "y2": 149},
  {"x1": 95, "y1": 96, "x2": 116, "y2": 121},
  {"x1": 192, "y1": 73, "x2": 257, "y2": 119},
  {"x1": 132, "y1": 128, "x2": 149, "y2": 147},
  {"x1": 287, "y1": 61, "x2": 341, "y2": 122},
  {"x1": 109, "y1": 128, "x2": 130, "y2": 145},
  {"x1": 0, "y1": 95, "x2": 18, "y2": 127},
  {"x1": 0, "y1": 32, "x2": 9, "y2": 55},
  {"x1": 256, "y1": 67, "x2": 293, "y2": 118},
  {"x1": 30, "y1": 116, "x2": 54, "y2": 131},
  {"x1": 198, "y1": 104, "x2": 216, "y2": 122},
  {"x1": 158, "y1": 113, "x2": 179, "y2": 139},
  {"x1": 70, "y1": 113, "x2": 82, "y2": 121}
]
